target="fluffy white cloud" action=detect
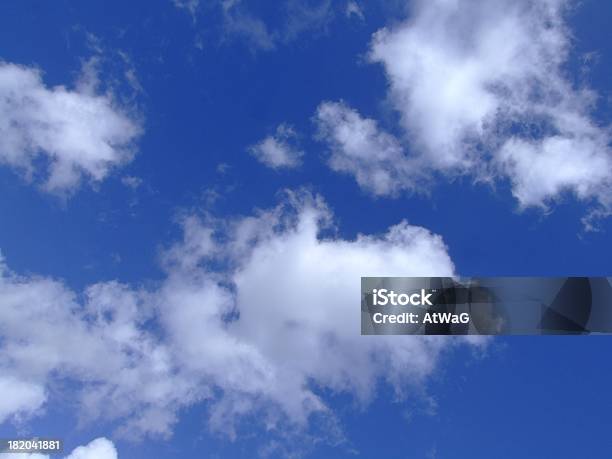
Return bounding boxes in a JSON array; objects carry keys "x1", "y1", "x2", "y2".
[
  {"x1": 12, "y1": 438, "x2": 117, "y2": 459},
  {"x1": 64, "y1": 438, "x2": 117, "y2": 459},
  {"x1": 315, "y1": 101, "x2": 420, "y2": 196},
  {"x1": 0, "y1": 61, "x2": 141, "y2": 193},
  {"x1": 318, "y1": 0, "x2": 611, "y2": 222},
  {"x1": 0, "y1": 191, "x2": 481, "y2": 441},
  {"x1": 370, "y1": 0, "x2": 571, "y2": 167},
  {"x1": 249, "y1": 124, "x2": 303, "y2": 169},
  {"x1": 161, "y1": 191, "x2": 460, "y2": 436},
  {"x1": 497, "y1": 134, "x2": 612, "y2": 209}
]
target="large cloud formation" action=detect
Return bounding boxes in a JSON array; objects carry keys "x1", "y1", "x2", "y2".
[
  {"x1": 0, "y1": 191, "x2": 480, "y2": 441},
  {"x1": 317, "y1": 0, "x2": 611, "y2": 223},
  {"x1": 0, "y1": 60, "x2": 141, "y2": 194}
]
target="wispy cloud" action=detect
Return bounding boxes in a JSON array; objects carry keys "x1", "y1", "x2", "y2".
[
  {"x1": 345, "y1": 1, "x2": 364, "y2": 20},
  {"x1": 174, "y1": 0, "x2": 334, "y2": 51}
]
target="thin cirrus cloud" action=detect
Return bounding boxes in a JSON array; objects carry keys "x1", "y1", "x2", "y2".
[
  {"x1": 317, "y1": 0, "x2": 612, "y2": 224},
  {"x1": 0, "y1": 60, "x2": 141, "y2": 194},
  {"x1": 16, "y1": 438, "x2": 117, "y2": 459},
  {"x1": 220, "y1": 0, "x2": 334, "y2": 51},
  {"x1": 0, "y1": 190, "x2": 482, "y2": 442},
  {"x1": 174, "y1": 0, "x2": 335, "y2": 51},
  {"x1": 249, "y1": 123, "x2": 304, "y2": 169}
]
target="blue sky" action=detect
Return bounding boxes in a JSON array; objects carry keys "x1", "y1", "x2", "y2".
[{"x1": 0, "y1": 1, "x2": 611, "y2": 458}]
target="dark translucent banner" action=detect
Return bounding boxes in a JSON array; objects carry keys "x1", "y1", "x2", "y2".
[{"x1": 361, "y1": 277, "x2": 612, "y2": 335}]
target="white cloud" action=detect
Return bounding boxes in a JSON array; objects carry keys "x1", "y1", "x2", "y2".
[
  {"x1": 12, "y1": 438, "x2": 117, "y2": 459},
  {"x1": 64, "y1": 438, "x2": 117, "y2": 459},
  {"x1": 249, "y1": 124, "x2": 303, "y2": 169},
  {"x1": 0, "y1": 254, "x2": 188, "y2": 438},
  {"x1": 315, "y1": 101, "x2": 420, "y2": 196},
  {"x1": 0, "y1": 60, "x2": 141, "y2": 194},
  {"x1": 497, "y1": 134, "x2": 612, "y2": 209},
  {"x1": 345, "y1": 1, "x2": 364, "y2": 20},
  {"x1": 0, "y1": 191, "x2": 481, "y2": 442},
  {"x1": 316, "y1": 0, "x2": 611, "y2": 223},
  {"x1": 162, "y1": 191, "x2": 461, "y2": 437},
  {"x1": 0, "y1": 376, "x2": 45, "y2": 424},
  {"x1": 369, "y1": 0, "x2": 572, "y2": 168}
]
